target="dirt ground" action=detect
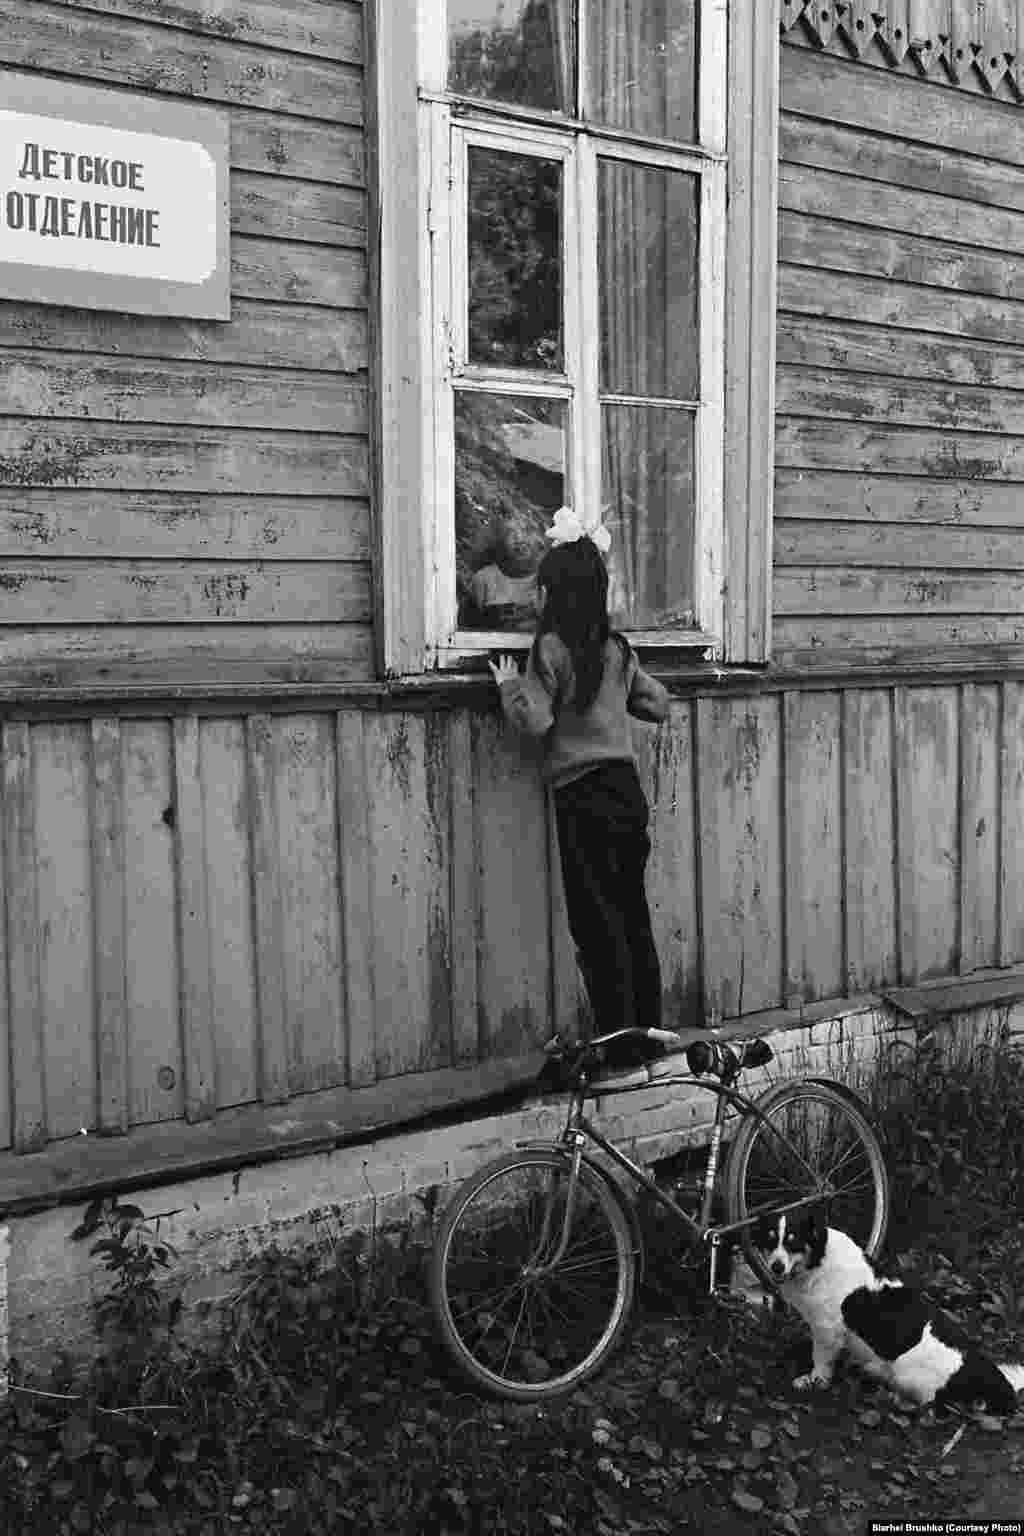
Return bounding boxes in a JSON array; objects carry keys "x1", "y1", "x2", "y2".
[
  {"x1": 383, "y1": 1207, "x2": 1024, "y2": 1535},
  {"x1": 3, "y1": 1195, "x2": 1020, "y2": 1534}
]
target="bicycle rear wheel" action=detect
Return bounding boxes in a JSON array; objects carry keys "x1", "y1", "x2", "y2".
[
  {"x1": 430, "y1": 1149, "x2": 637, "y2": 1402},
  {"x1": 725, "y1": 1080, "x2": 889, "y2": 1288}
]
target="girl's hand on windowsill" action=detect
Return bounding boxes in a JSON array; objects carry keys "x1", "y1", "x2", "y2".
[{"x1": 487, "y1": 654, "x2": 520, "y2": 685}]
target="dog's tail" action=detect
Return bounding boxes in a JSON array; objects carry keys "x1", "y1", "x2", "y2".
[{"x1": 998, "y1": 1362, "x2": 1024, "y2": 1395}]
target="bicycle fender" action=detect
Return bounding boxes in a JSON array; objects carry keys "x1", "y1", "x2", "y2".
[
  {"x1": 803, "y1": 1076, "x2": 878, "y2": 1122},
  {"x1": 512, "y1": 1140, "x2": 646, "y2": 1278},
  {"x1": 742, "y1": 1075, "x2": 875, "y2": 1122}
]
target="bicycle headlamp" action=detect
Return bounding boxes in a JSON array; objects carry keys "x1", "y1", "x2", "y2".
[{"x1": 685, "y1": 1039, "x2": 721, "y2": 1075}]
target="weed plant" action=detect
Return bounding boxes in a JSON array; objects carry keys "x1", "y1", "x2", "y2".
[
  {"x1": 866, "y1": 1015, "x2": 1024, "y2": 1239},
  {"x1": 1, "y1": 1023, "x2": 1022, "y2": 1533}
]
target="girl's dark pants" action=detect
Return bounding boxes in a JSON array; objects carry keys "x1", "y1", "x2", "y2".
[{"x1": 553, "y1": 760, "x2": 662, "y2": 1035}]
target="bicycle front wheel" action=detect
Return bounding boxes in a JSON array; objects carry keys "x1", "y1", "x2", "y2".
[
  {"x1": 726, "y1": 1080, "x2": 889, "y2": 1288},
  {"x1": 430, "y1": 1149, "x2": 637, "y2": 1402}
]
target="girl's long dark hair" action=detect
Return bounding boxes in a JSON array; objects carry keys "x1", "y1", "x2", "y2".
[{"x1": 533, "y1": 537, "x2": 626, "y2": 712}]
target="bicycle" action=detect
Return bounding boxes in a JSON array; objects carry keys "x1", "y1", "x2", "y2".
[{"x1": 429, "y1": 1024, "x2": 889, "y2": 1402}]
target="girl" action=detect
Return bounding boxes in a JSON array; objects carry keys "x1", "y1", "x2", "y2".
[{"x1": 489, "y1": 508, "x2": 669, "y2": 1037}]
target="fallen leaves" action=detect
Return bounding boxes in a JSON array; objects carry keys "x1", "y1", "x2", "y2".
[{"x1": 5, "y1": 1223, "x2": 1024, "y2": 1536}]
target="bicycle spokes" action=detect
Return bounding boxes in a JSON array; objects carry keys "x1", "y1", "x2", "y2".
[
  {"x1": 741, "y1": 1097, "x2": 880, "y2": 1241},
  {"x1": 435, "y1": 1153, "x2": 635, "y2": 1397}
]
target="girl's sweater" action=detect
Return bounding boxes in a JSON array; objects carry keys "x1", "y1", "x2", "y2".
[{"x1": 498, "y1": 632, "x2": 669, "y2": 788}]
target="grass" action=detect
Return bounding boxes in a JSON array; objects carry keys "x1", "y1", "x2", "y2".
[{"x1": 1, "y1": 1021, "x2": 1022, "y2": 1535}]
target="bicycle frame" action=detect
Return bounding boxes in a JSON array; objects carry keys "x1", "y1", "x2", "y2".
[{"x1": 517, "y1": 1069, "x2": 837, "y2": 1292}]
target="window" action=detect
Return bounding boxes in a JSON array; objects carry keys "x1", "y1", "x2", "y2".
[{"x1": 371, "y1": 0, "x2": 778, "y2": 673}]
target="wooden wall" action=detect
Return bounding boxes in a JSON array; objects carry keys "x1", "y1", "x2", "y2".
[
  {"x1": 0, "y1": 0, "x2": 372, "y2": 686},
  {"x1": 1, "y1": 683, "x2": 1022, "y2": 1158},
  {"x1": 779, "y1": 0, "x2": 1024, "y2": 100},
  {"x1": 774, "y1": 43, "x2": 1024, "y2": 669}
]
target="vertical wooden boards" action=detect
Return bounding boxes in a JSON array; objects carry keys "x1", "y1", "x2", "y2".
[
  {"x1": 635, "y1": 706, "x2": 702, "y2": 1027},
  {"x1": 879, "y1": 0, "x2": 912, "y2": 65},
  {"x1": 172, "y1": 716, "x2": 217, "y2": 1122},
  {"x1": 4, "y1": 721, "x2": 46, "y2": 1150},
  {"x1": 949, "y1": 0, "x2": 979, "y2": 82},
  {"x1": 0, "y1": 678, "x2": 1023, "y2": 1166},
  {"x1": 960, "y1": 683, "x2": 1000, "y2": 974},
  {"x1": 363, "y1": 712, "x2": 452, "y2": 1077},
  {"x1": 783, "y1": 691, "x2": 844, "y2": 1004},
  {"x1": 842, "y1": 690, "x2": 899, "y2": 991},
  {"x1": 978, "y1": 0, "x2": 1016, "y2": 91},
  {"x1": 245, "y1": 715, "x2": 291, "y2": 1105},
  {"x1": 120, "y1": 722, "x2": 185, "y2": 1127},
  {"x1": 1000, "y1": 680, "x2": 1024, "y2": 965},
  {"x1": 845, "y1": 0, "x2": 881, "y2": 58},
  {"x1": 448, "y1": 710, "x2": 483, "y2": 1062},
  {"x1": 0, "y1": 731, "x2": 9, "y2": 1151},
  {"x1": 895, "y1": 687, "x2": 960, "y2": 982},
  {"x1": 194, "y1": 718, "x2": 259, "y2": 1112},
  {"x1": 33, "y1": 724, "x2": 94, "y2": 1142},
  {"x1": 271, "y1": 715, "x2": 346, "y2": 1094},
  {"x1": 473, "y1": 714, "x2": 552, "y2": 1057},
  {"x1": 336, "y1": 711, "x2": 376, "y2": 1087},
  {"x1": 90, "y1": 719, "x2": 128, "y2": 1135},
  {"x1": 696, "y1": 695, "x2": 784, "y2": 1022},
  {"x1": 423, "y1": 711, "x2": 455, "y2": 1067}
]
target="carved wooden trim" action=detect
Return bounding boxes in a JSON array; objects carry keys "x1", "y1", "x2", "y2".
[{"x1": 780, "y1": 1, "x2": 1024, "y2": 101}]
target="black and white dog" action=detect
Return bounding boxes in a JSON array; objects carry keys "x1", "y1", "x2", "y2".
[{"x1": 753, "y1": 1208, "x2": 1024, "y2": 1415}]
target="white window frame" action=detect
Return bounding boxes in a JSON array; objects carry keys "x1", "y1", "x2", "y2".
[{"x1": 369, "y1": 0, "x2": 779, "y2": 676}]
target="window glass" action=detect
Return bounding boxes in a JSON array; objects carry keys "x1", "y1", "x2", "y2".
[
  {"x1": 455, "y1": 393, "x2": 568, "y2": 631},
  {"x1": 468, "y1": 146, "x2": 563, "y2": 371},
  {"x1": 598, "y1": 160, "x2": 699, "y2": 399},
  {"x1": 586, "y1": 0, "x2": 698, "y2": 141},
  {"x1": 449, "y1": 0, "x2": 574, "y2": 112},
  {"x1": 602, "y1": 404, "x2": 695, "y2": 629}
]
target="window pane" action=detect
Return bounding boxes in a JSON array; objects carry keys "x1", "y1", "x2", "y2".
[
  {"x1": 602, "y1": 405, "x2": 695, "y2": 630},
  {"x1": 468, "y1": 147, "x2": 563, "y2": 371},
  {"x1": 455, "y1": 392, "x2": 567, "y2": 632},
  {"x1": 598, "y1": 160, "x2": 698, "y2": 399},
  {"x1": 586, "y1": 0, "x2": 697, "y2": 141},
  {"x1": 449, "y1": 0, "x2": 574, "y2": 112}
]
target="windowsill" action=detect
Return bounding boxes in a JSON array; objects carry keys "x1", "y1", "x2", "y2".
[
  {"x1": 0, "y1": 657, "x2": 792, "y2": 714},
  {"x1": 437, "y1": 629, "x2": 719, "y2": 661}
]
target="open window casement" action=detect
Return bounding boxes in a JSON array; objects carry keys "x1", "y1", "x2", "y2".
[{"x1": 370, "y1": 0, "x2": 777, "y2": 675}]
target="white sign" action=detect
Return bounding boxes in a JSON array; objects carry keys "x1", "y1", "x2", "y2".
[
  {"x1": 0, "y1": 111, "x2": 217, "y2": 284},
  {"x1": 0, "y1": 71, "x2": 229, "y2": 319}
]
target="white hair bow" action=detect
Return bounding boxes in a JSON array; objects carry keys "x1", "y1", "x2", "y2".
[{"x1": 545, "y1": 505, "x2": 611, "y2": 554}]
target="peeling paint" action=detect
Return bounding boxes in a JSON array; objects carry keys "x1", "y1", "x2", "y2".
[
  {"x1": 422, "y1": 712, "x2": 449, "y2": 868},
  {"x1": 0, "y1": 433, "x2": 92, "y2": 487},
  {"x1": 385, "y1": 717, "x2": 413, "y2": 798},
  {"x1": 0, "y1": 1225, "x2": 8, "y2": 1400},
  {"x1": 13, "y1": 508, "x2": 58, "y2": 546},
  {"x1": 263, "y1": 126, "x2": 289, "y2": 169},
  {"x1": 200, "y1": 572, "x2": 251, "y2": 614}
]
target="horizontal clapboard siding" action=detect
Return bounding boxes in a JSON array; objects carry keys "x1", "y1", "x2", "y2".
[
  {"x1": 775, "y1": 46, "x2": 1024, "y2": 669},
  {"x1": 0, "y1": 0, "x2": 371, "y2": 683},
  {"x1": 1, "y1": 684, "x2": 1022, "y2": 1159}
]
